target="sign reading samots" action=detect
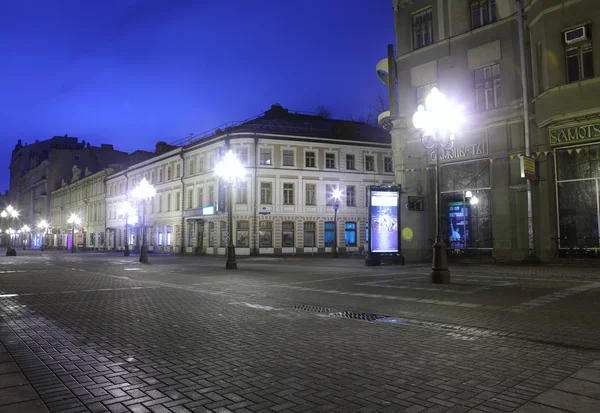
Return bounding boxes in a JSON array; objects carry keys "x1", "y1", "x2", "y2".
[{"x1": 549, "y1": 120, "x2": 600, "y2": 146}]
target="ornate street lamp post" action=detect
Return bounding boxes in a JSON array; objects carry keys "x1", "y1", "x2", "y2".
[
  {"x1": 118, "y1": 201, "x2": 136, "y2": 257},
  {"x1": 215, "y1": 150, "x2": 245, "y2": 270},
  {"x1": 331, "y1": 188, "x2": 341, "y2": 258},
  {"x1": 38, "y1": 220, "x2": 50, "y2": 251},
  {"x1": 413, "y1": 87, "x2": 461, "y2": 284},
  {"x1": 67, "y1": 213, "x2": 81, "y2": 253},
  {"x1": 1, "y1": 205, "x2": 19, "y2": 256},
  {"x1": 132, "y1": 178, "x2": 156, "y2": 264}
]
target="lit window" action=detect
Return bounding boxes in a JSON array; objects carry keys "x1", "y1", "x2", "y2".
[
  {"x1": 345, "y1": 222, "x2": 357, "y2": 247},
  {"x1": 260, "y1": 148, "x2": 272, "y2": 165},
  {"x1": 324, "y1": 222, "x2": 335, "y2": 247}
]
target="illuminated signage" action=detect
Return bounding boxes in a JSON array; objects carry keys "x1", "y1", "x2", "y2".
[
  {"x1": 429, "y1": 142, "x2": 487, "y2": 163},
  {"x1": 202, "y1": 206, "x2": 215, "y2": 215},
  {"x1": 369, "y1": 190, "x2": 399, "y2": 253},
  {"x1": 549, "y1": 121, "x2": 600, "y2": 146},
  {"x1": 520, "y1": 155, "x2": 536, "y2": 181}
]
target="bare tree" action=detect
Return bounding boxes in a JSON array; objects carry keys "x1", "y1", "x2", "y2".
[
  {"x1": 347, "y1": 94, "x2": 389, "y2": 127},
  {"x1": 316, "y1": 104, "x2": 333, "y2": 119}
]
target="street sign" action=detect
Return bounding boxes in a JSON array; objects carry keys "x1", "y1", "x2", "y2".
[
  {"x1": 520, "y1": 155, "x2": 536, "y2": 181},
  {"x1": 407, "y1": 196, "x2": 423, "y2": 211}
]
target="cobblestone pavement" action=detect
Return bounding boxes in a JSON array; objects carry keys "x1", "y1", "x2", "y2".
[{"x1": 0, "y1": 251, "x2": 599, "y2": 413}]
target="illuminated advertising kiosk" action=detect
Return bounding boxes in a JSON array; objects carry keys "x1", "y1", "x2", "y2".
[{"x1": 365, "y1": 185, "x2": 404, "y2": 266}]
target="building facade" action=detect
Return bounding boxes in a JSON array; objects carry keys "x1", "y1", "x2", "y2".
[
  {"x1": 105, "y1": 104, "x2": 394, "y2": 256},
  {"x1": 378, "y1": 0, "x2": 600, "y2": 261}
]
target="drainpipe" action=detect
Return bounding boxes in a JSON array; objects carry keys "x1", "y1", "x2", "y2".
[
  {"x1": 253, "y1": 134, "x2": 259, "y2": 256},
  {"x1": 516, "y1": 0, "x2": 536, "y2": 259},
  {"x1": 180, "y1": 150, "x2": 185, "y2": 254}
]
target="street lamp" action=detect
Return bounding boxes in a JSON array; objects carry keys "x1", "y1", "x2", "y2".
[
  {"x1": 413, "y1": 87, "x2": 462, "y2": 284},
  {"x1": 118, "y1": 201, "x2": 136, "y2": 256},
  {"x1": 67, "y1": 213, "x2": 81, "y2": 253},
  {"x1": 331, "y1": 188, "x2": 341, "y2": 258},
  {"x1": 38, "y1": 220, "x2": 50, "y2": 251},
  {"x1": 215, "y1": 149, "x2": 245, "y2": 269},
  {"x1": 1, "y1": 205, "x2": 19, "y2": 256},
  {"x1": 132, "y1": 178, "x2": 156, "y2": 263},
  {"x1": 20, "y1": 225, "x2": 30, "y2": 250}
]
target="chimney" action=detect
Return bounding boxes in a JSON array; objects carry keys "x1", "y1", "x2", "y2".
[{"x1": 264, "y1": 103, "x2": 288, "y2": 118}]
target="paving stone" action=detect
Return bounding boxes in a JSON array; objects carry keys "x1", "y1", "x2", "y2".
[{"x1": 534, "y1": 389, "x2": 600, "y2": 413}]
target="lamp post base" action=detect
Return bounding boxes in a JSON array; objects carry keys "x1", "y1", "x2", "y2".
[
  {"x1": 225, "y1": 245, "x2": 237, "y2": 269},
  {"x1": 139, "y1": 244, "x2": 149, "y2": 263},
  {"x1": 431, "y1": 237, "x2": 450, "y2": 284}
]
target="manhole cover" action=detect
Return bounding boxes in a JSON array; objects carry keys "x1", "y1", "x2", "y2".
[
  {"x1": 331, "y1": 311, "x2": 388, "y2": 321},
  {"x1": 293, "y1": 304, "x2": 332, "y2": 313}
]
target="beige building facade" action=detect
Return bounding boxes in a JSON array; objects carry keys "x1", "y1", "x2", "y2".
[{"x1": 379, "y1": 0, "x2": 600, "y2": 261}]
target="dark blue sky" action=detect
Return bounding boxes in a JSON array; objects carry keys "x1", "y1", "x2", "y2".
[{"x1": 1, "y1": 1, "x2": 394, "y2": 191}]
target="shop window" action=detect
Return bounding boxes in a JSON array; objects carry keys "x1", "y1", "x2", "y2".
[
  {"x1": 365, "y1": 155, "x2": 375, "y2": 171},
  {"x1": 365, "y1": 221, "x2": 369, "y2": 243},
  {"x1": 158, "y1": 227, "x2": 164, "y2": 245},
  {"x1": 220, "y1": 221, "x2": 227, "y2": 247},
  {"x1": 441, "y1": 161, "x2": 490, "y2": 192},
  {"x1": 167, "y1": 226, "x2": 172, "y2": 246},
  {"x1": 412, "y1": 7, "x2": 433, "y2": 50},
  {"x1": 237, "y1": 181, "x2": 248, "y2": 204},
  {"x1": 345, "y1": 222, "x2": 357, "y2": 247},
  {"x1": 305, "y1": 151, "x2": 316, "y2": 168},
  {"x1": 417, "y1": 82, "x2": 436, "y2": 107},
  {"x1": 283, "y1": 183, "x2": 294, "y2": 205},
  {"x1": 260, "y1": 148, "x2": 272, "y2": 165},
  {"x1": 556, "y1": 148, "x2": 600, "y2": 180},
  {"x1": 304, "y1": 222, "x2": 316, "y2": 247},
  {"x1": 259, "y1": 221, "x2": 273, "y2": 247},
  {"x1": 471, "y1": 0, "x2": 497, "y2": 29},
  {"x1": 346, "y1": 186, "x2": 356, "y2": 207},
  {"x1": 346, "y1": 154, "x2": 355, "y2": 170},
  {"x1": 557, "y1": 181, "x2": 598, "y2": 247},
  {"x1": 475, "y1": 63, "x2": 501, "y2": 112},
  {"x1": 282, "y1": 221, "x2": 295, "y2": 247},
  {"x1": 260, "y1": 182, "x2": 272, "y2": 204},
  {"x1": 237, "y1": 221, "x2": 250, "y2": 247},
  {"x1": 90, "y1": 232, "x2": 95, "y2": 246},
  {"x1": 305, "y1": 184, "x2": 316, "y2": 205},
  {"x1": 325, "y1": 153, "x2": 336, "y2": 169},
  {"x1": 283, "y1": 150, "x2": 294, "y2": 167},
  {"x1": 188, "y1": 223, "x2": 194, "y2": 246},
  {"x1": 324, "y1": 222, "x2": 335, "y2": 247},
  {"x1": 209, "y1": 222, "x2": 215, "y2": 247}
]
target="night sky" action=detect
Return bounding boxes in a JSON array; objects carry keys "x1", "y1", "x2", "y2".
[{"x1": 1, "y1": 1, "x2": 394, "y2": 192}]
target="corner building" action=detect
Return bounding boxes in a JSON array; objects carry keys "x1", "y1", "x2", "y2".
[
  {"x1": 380, "y1": 0, "x2": 600, "y2": 261},
  {"x1": 106, "y1": 105, "x2": 394, "y2": 256}
]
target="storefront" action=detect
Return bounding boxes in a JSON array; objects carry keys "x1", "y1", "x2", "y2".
[{"x1": 551, "y1": 120, "x2": 600, "y2": 257}]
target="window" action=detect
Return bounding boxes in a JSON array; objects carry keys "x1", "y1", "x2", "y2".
[
  {"x1": 90, "y1": 232, "x2": 96, "y2": 246},
  {"x1": 158, "y1": 227, "x2": 163, "y2": 246},
  {"x1": 209, "y1": 154, "x2": 215, "y2": 170},
  {"x1": 199, "y1": 158, "x2": 204, "y2": 172},
  {"x1": 167, "y1": 194, "x2": 171, "y2": 211},
  {"x1": 159, "y1": 169, "x2": 163, "y2": 182},
  {"x1": 188, "y1": 190, "x2": 193, "y2": 209},
  {"x1": 237, "y1": 181, "x2": 248, "y2": 204},
  {"x1": 475, "y1": 63, "x2": 501, "y2": 112},
  {"x1": 209, "y1": 222, "x2": 215, "y2": 247},
  {"x1": 303, "y1": 222, "x2": 316, "y2": 247},
  {"x1": 198, "y1": 187, "x2": 204, "y2": 207},
  {"x1": 282, "y1": 221, "x2": 294, "y2": 247},
  {"x1": 346, "y1": 154, "x2": 355, "y2": 170},
  {"x1": 384, "y1": 156, "x2": 393, "y2": 173},
  {"x1": 158, "y1": 195, "x2": 163, "y2": 212},
  {"x1": 260, "y1": 182, "x2": 272, "y2": 204},
  {"x1": 283, "y1": 150, "x2": 294, "y2": 167},
  {"x1": 365, "y1": 155, "x2": 375, "y2": 171},
  {"x1": 305, "y1": 151, "x2": 316, "y2": 167},
  {"x1": 74, "y1": 155, "x2": 80, "y2": 161},
  {"x1": 345, "y1": 222, "x2": 357, "y2": 247},
  {"x1": 236, "y1": 221, "x2": 250, "y2": 247},
  {"x1": 471, "y1": 0, "x2": 497, "y2": 29},
  {"x1": 326, "y1": 184, "x2": 337, "y2": 206},
  {"x1": 188, "y1": 223, "x2": 194, "y2": 246},
  {"x1": 175, "y1": 192, "x2": 180, "y2": 210},
  {"x1": 260, "y1": 148, "x2": 272, "y2": 165},
  {"x1": 208, "y1": 186, "x2": 214, "y2": 205},
  {"x1": 189, "y1": 160, "x2": 194, "y2": 175},
  {"x1": 324, "y1": 222, "x2": 335, "y2": 247},
  {"x1": 536, "y1": 41, "x2": 544, "y2": 94},
  {"x1": 220, "y1": 221, "x2": 227, "y2": 247},
  {"x1": 151, "y1": 171, "x2": 155, "y2": 184},
  {"x1": 417, "y1": 82, "x2": 437, "y2": 107},
  {"x1": 237, "y1": 148, "x2": 249, "y2": 165},
  {"x1": 566, "y1": 44, "x2": 594, "y2": 83},
  {"x1": 325, "y1": 153, "x2": 336, "y2": 169},
  {"x1": 346, "y1": 186, "x2": 356, "y2": 207},
  {"x1": 305, "y1": 184, "x2": 316, "y2": 205},
  {"x1": 167, "y1": 167, "x2": 172, "y2": 180},
  {"x1": 412, "y1": 7, "x2": 433, "y2": 50},
  {"x1": 283, "y1": 183, "x2": 294, "y2": 205},
  {"x1": 259, "y1": 221, "x2": 272, "y2": 247}
]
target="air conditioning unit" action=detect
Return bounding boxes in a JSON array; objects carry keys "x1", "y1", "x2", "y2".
[{"x1": 565, "y1": 26, "x2": 587, "y2": 44}]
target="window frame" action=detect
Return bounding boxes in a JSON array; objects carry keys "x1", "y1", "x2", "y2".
[
  {"x1": 305, "y1": 183, "x2": 316, "y2": 206},
  {"x1": 565, "y1": 42, "x2": 594, "y2": 83},
  {"x1": 325, "y1": 152, "x2": 336, "y2": 169},
  {"x1": 470, "y1": 0, "x2": 497, "y2": 30},
  {"x1": 283, "y1": 182, "x2": 295, "y2": 205},
  {"x1": 346, "y1": 154, "x2": 356, "y2": 170},
  {"x1": 259, "y1": 148, "x2": 272, "y2": 166},
  {"x1": 345, "y1": 222, "x2": 357, "y2": 247},
  {"x1": 260, "y1": 182, "x2": 272, "y2": 204},
  {"x1": 282, "y1": 221, "x2": 295, "y2": 248},
  {"x1": 411, "y1": 7, "x2": 433, "y2": 50},
  {"x1": 236, "y1": 181, "x2": 248, "y2": 204},
  {"x1": 346, "y1": 185, "x2": 356, "y2": 207},
  {"x1": 305, "y1": 150, "x2": 317, "y2": 168},
  {"x1": 282, "y1": 149, "x2": 295, "y2": 167},
  {"x1": 475, "y1": 63, "x2": 501, "y2": 112},
  {"x1": 259, "y1": 221, "x2": 273, "y2": 247},
  {"x1": 365, "y1": 154, "x2": 375, "y2": 172}
]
